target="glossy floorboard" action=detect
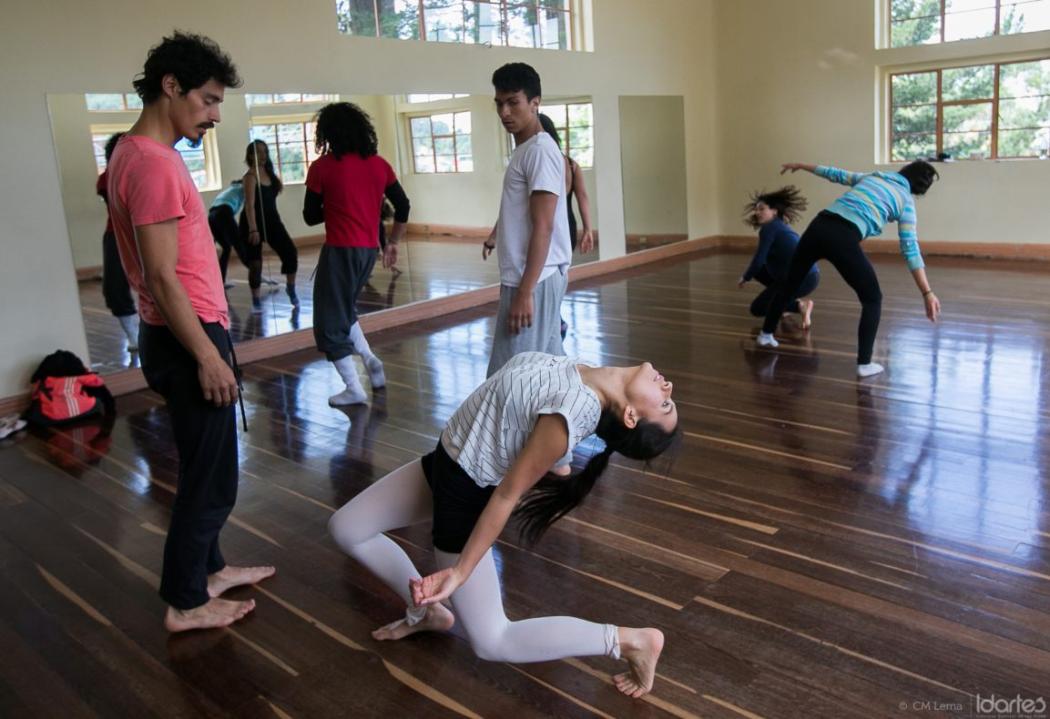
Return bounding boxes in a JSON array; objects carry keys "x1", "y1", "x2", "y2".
[
  {"x1": 79, "y1": 234, "x2": 599, "y2": 375},
  {"x1": 5, "y1": 250, "x2": 1049, "y2": 718}
]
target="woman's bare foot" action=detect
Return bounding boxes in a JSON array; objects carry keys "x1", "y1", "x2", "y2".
[
  {"x1": 207, "y1": 565, "x2": 276, "y2": 598},
  {"x1": 798, "y1": 299, "x2": 814, "y2": 329},
  {"x1": 372, "y1": 603, "x2": 455, "y2": 641},
  {"x1": 614, "y1": 627, "x2": 664, "y2": 698},
  {"x1": 164, "y1": 597, "x2": 256, "y2": 633},
  {"x1": 550, "y1": 464, "x2": 572, "y2": 477}
]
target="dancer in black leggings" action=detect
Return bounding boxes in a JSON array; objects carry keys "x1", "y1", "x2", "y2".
[
  {"x1": 757, "y1": 161, "x2": 941, "y2": 377},
  {"x1": 241, "y1": 140, "x2": 299, "y2": 312},
  {"x1": 740, "y1": 185, "x2": 819, "y2": 329}
]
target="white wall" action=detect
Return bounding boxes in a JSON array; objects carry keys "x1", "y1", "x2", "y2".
[
  {"x1": 0, "y1": 0, "x2": 720, "y2": 397},
  {"x1": 714, "y1": 0, "x2": 1050, "y2": 244}
]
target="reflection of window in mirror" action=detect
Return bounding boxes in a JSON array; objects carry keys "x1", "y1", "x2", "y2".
[
  {"x1": 406, "y1": 93, "x2": 469, "y2": 103},
  {"x1": 408, "y1": 111, "x2": 473, "y2": 173},
  {"x1": 335, "y1": 0, "x2": 591, "y2": 52},
  {"x1": 85, "y1": 93, "x2": 143, "y2": 111},
  {"x1": 89, "y1": 123, "x2": 221, "y2": 191},
  {"x1": 506, "y1": 100, "x2": 594, "y2": 168},
  {"x1": 246, "y1": 93, "x2": 338, "y2": 106},
  {"x1": 249, "y1": 117, "x2": 322, "y2": 184}
]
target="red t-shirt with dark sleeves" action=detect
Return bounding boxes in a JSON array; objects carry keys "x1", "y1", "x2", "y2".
[{"x1": 305, "y1": 153, "x2": 397, "y2": 248}]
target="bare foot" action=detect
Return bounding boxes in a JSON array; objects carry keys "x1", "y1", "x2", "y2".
[
  {"x1": 207, "y1": 565, "x2": 276, "y2": 598},
  {"x1": 614, "y1": 627, "x2": 664, "y2": 698},
  {"x1": 798, "y1": 299, "x2": 814, "y2": 329},
  {"x1": 164, "y1": 597, "x2": 256, "y2": 633},
  {"x1": 371, "y1": 603, "x2": 455, "y2": 641},
  {"x1": 550, "y1": 464, "x2": 572, "y2": 477}
]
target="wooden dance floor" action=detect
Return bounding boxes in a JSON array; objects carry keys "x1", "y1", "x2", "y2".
[{"x1": 3, "y1": 250, "x2": 1048, "y2": 717}]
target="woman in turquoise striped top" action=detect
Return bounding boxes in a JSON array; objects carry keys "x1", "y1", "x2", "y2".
[{"x1": 756, "y1": 160, "x2": 942, "y2": 378}]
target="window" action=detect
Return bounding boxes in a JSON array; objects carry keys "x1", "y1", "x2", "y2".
[
  {"x1": 90, "y1": 128, "x2": 220, "y2": 189},
  {"x1": 85, "y1": 93, "x2": 142, "y2": 111},
  {"x1": 890, "y1": 58, "x2": 1050, "y2": 160},
  {"x1": 540, "y1": 101, "x2": 593, "y2": 167},
  {"x1": 245, "y1": 93, "x2": 336, "y2": 106},
  {"x1": 406, "y1": 93, "x2": 469, "y2": 103},
  {"x1": 890, "y1": 0, "x2": 1050, "y2": 48},
  {"x1": 409, "y1": 111, "x2": 473, "y2": 173},
  {"x1": 249, "y1": 121, "x2": 322, "y2": 184},
  {"x1": 336, "y1": 0, "x2": 576, "y2": 51}
]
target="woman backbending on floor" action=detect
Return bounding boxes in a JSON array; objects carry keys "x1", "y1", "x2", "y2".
[
  {"x1": 329, "y1": 351, "x2": 678, "y2": 698},
  {"x1": 740, "y1": 185, "x2": 819, "y2": 329},
  {"x1": 757, "y1": 161, "x2": 942, "y2": 378}
]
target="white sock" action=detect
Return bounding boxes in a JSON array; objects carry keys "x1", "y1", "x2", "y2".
[
  {"x1": 856, "y1": 362, "x2": 885, "y2": 378},
  {"x1": 350, "y1": 322, "x2": 385, "y2": 387},
  {"x1": 756, "y1": 332, "x2": 778, "y2": 348},
  {"x1": 330, "y1": 356, "x2": 367, "y2": 405},
  {"x1": 118, "y1": 314, "x2": 139, "y2": 351}
]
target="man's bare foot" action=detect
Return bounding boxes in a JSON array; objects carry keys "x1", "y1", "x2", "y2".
[
  {"x1": 371, "y1": 603, "x2": 455, "y2": 641},
  {"x1": 798, "y1": 299, "x2": 814, "y2": 329},
  {"x1": 614, "y1": 627, "x2": 664, "y2": 698},
  {"x1": 207, "y1": 565, "x2": 276, "y2": 598},
  {"x1": 164, "y1": 598, "x2": 256, "y2": 633}
]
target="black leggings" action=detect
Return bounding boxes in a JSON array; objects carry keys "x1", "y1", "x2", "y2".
[
  {"x1": 749, "y1": 266, "x2": 819, "y2": 317},
  {"x1": 239, "y1": 213, "x2": 298, "y2": 288},
  {"x1": 208, "y1": 206, "x2": 247, "y2": 282},
  {"x1": 762, "y1": 211, "x2": 882, "y2": 364},
  {"x1": 102, "y1": 231, "x2": 136, "y2": 317}
]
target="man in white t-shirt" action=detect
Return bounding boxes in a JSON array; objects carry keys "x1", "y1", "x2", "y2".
[{"x1": 482, "y1": 62, "x2": 572, "y2": 377}]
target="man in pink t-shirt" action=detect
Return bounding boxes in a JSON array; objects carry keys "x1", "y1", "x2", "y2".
[{"x1": 108, "y1": 31, "x2": 274, "y2": 633}]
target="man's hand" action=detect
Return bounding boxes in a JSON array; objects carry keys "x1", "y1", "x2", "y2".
[
  {"x1": 482, "y1": 240, "x2": 495, "y2": 261},
  {"x1": 580, "y1": 229, "x2": 594, "y2": 254},
  {"x1": 198, "y1": 353, "x2": 239, "y2": 407},
  {"x1": 383, "y1": 242, "x2": 398, "y2": 269},
  {"x1": 508, "y1": 289, "x2": 534, "y2": 335}
]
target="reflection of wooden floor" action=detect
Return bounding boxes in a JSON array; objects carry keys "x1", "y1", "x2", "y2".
[
  {"x1": 7, "y1": 251, "x2": 1050, "y2": 717},
  {"x1": 79, "y1": 235, "x2": 599, "y2": 374}
]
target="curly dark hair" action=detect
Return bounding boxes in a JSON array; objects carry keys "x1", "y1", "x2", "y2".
[
  {"x1": 313, "y1": 102, "x2": 378, "y2": 159},
  {"x1": 492, "y1": 62, "x2": 542, "y2": 100},
  {"x1": 132, "y1": 31, "x2": 240, "y2": 104},
  {"x1": 103, "y1": 132, "x2": 125, "y2": 164},
  {"x1": 743, "y1": 185, "x2": 808, "y2": 229},
  {"x1": 898, "y1": 159, "x2": 939, "y2": 196}
]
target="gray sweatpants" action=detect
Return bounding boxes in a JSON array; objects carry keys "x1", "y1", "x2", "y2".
[
  {"x1": 486, "y1": 267, "x2": 568, "y2": 377},
  {"x1": 313, "y1": 245, "x2": 377, "y2": 361}
]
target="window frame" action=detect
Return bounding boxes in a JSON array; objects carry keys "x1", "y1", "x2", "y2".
[
  {"x1": 248, "y1": 115, "x2": 321, "y2": 185},
  {"x1": 407, "y1": 110, "x2": 474, "y2": 174},
  {"x1": 888, "y1": 0, "x2": 1050, "y2": 48},
  {"x1": 85, "y1": 93, "x2": 142, "y2": 112},
  {"x1": 337, "y1": 0, "x2": 579, "y2": 51},
  {"x1": 888, "y1": 55, "x2": 1050, "y2": 161},
  {"x1": 245, "y1": 93, "x2": 337, "y2": 107}
]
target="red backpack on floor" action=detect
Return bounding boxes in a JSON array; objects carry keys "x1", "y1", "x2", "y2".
[{"x1": 24, "y1": 350, "x2": 115, "y2": 427}]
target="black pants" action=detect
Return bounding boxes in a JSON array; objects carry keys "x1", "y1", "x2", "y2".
[
  {"x1": 208, "y1": 206, "x2": 246, "y2": 282},
  {"x1": 763, "y1": 211, "x2": 882, "y2": 364},
  {"x1": 102, "y1": 230, "x2": 136, "y2": 317},
  {"x1": 140, "y1": 321, "x2": 239, "y2": 610},
  {"x1": 421, "y1": 442, "x2": 494, "y2": 554},
  {"x1": 749, "y1": 266, "x2": 819, "y2": 317},
  {"x1": 239, "y1": 213, "x2": 298, "y2": 288},
  {"x1": 313, "y1": 245, "x2": 377, "y2": 361}
]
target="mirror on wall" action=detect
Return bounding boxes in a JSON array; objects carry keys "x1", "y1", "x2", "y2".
[
  {"x1": 47, "y1": 91, "x2": 598, "y2": 375},
  {"x1": 619, "y1": 95, "x2": 688, "y2": 254}
]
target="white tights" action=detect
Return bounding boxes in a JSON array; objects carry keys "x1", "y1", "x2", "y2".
[{"x1": 328, "y1": 459, "x2": 620, "y2": 663}]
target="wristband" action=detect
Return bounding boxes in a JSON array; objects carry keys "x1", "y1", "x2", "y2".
[
  {"x1": 249, "y1": 229, "x2": 260, "y2": 235},
  {"x1": 922, "y1": 289, "x2": 933, "y2": 297}
]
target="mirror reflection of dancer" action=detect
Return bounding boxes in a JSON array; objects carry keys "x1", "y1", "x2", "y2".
[
  {"x1": 329, "y1": 352, "x2": 679, "y2": 698},
  {"x1": 757, "y1": 161, "x2": 942, "y2": 378},
  {"x1": 96, "y1": 132, "x2": 140, "y2": 351},
  {"x1": 739, "y1": 186, "x2": 818, "y2": 330},
  {"x1": 240, "y1": 140, "x2": 299, "y2": 312},
  {"x1": 207, "y1": 179, "x2": 247, "y2": 287},
  {"x1": 303, "y1": 102, "x2": 409, "y2": 406},
  {"x1": 537, "y1": 113, "x2": 594, "y2": 340},
  {"x1": 106, "y1": 32, "x2": 274, "y2": 633}
]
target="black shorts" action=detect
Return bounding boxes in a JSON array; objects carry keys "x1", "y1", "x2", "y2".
[{"x1": 421, "y1": 441, "x2": 494, "y2": 554}]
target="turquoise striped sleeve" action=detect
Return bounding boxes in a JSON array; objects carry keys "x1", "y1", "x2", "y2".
[
  {"x1": 898, "y1": 194, "x2": 924, "y2": 270},
  {"x1": 815, "y1": 165, "x2": 865, "y2": 186}
]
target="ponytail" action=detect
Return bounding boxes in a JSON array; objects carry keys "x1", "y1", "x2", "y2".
[{"x1": 513, "y1": 409, "x2": 678, "y2": 546}]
